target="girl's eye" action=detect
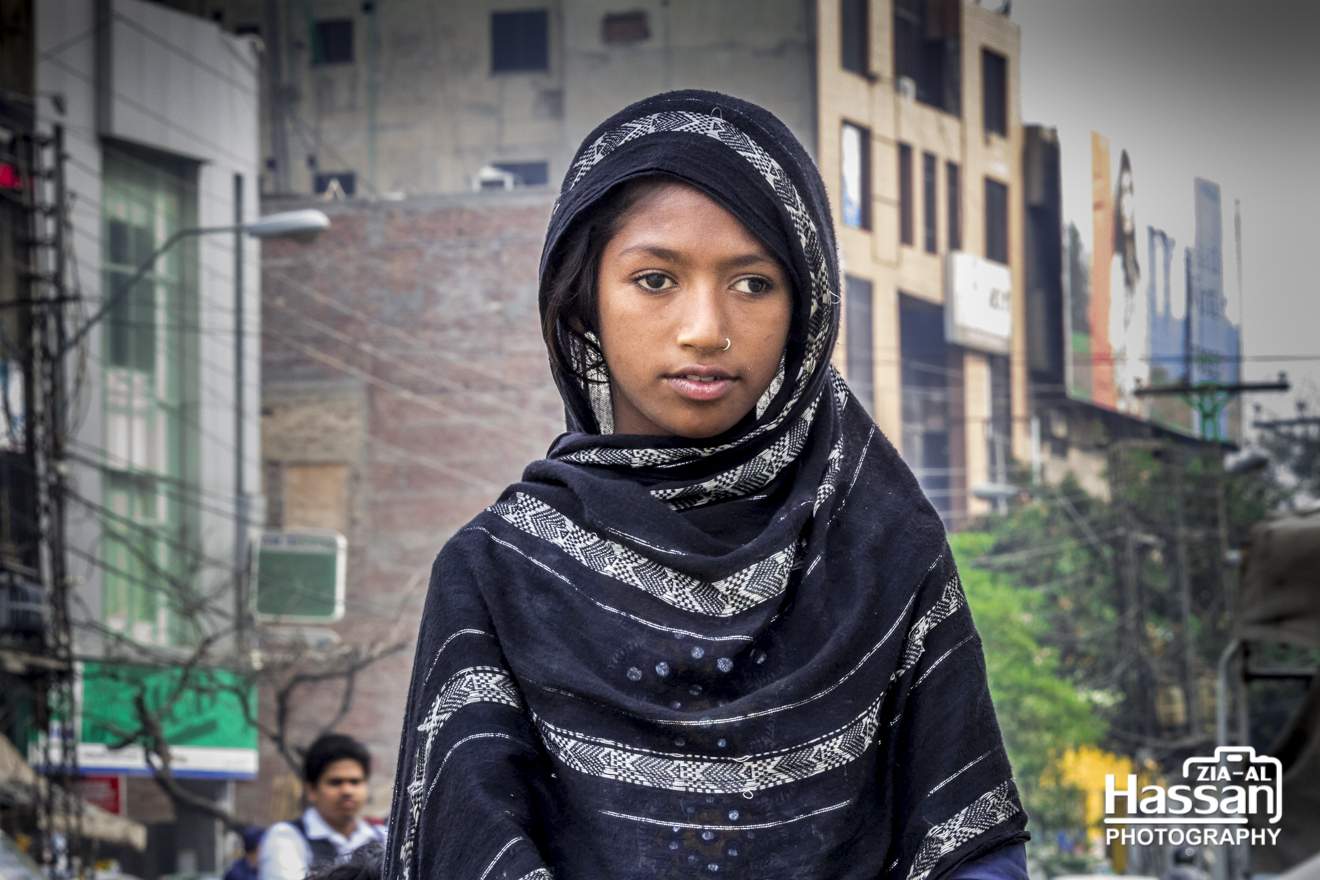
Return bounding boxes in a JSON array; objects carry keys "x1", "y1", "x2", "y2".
[
  {"x1": 733, "y1": 276, "x2": 774, "y2": 295},
  {"x1": 635, "y1": 272, "x2": 675, "y2": 292}
]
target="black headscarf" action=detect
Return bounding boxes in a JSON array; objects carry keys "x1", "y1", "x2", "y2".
[{"x1": 383, "y1": 90, "x2": 1028, "y2": 880}]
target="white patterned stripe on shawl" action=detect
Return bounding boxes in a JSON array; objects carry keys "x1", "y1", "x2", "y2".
[
  {"x1": 399, "y1": 667, "x2": 522, "y2": 880},
  {"x1": 928, "y1": 749, "x2": 995, "y2": 797},
  {"x1": 651, "y1": 394, "x2": 820, "y2": 510},
  {"x1": 892, "y1": 574, "x2": 966, "y2": 681},
  {"x1": 490, "y1": 493, "x2": 798, "y2": 617},
  {"x1": 905, "y1": 781, "x2": 1021, "y2": 880},
  {"x1": 534, "y1": 694, "x2": 883, "y2": 794},
  {"x1": 478, "y1": 837, "x2": 527, "y2": 880},
  {"x1": 554, "y1": 111, "x2": 834, "y2": 468},
  {"x1": 600, "y1": 799, "x2": 852, "y2": 832},
  {"x1": 465, "y1": 526, "x2": 754, "y2": 643}
]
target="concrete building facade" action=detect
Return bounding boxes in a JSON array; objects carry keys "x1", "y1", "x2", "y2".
[
  {"x1": 34, "y1": 1, "x2": 263, "y2": 873},
  {"x1": 169, "y1": 0, "x2": 817, "y2": 198},
  {"x1": 816, "y1": 0, "x2": 1024, "y2": 523}
]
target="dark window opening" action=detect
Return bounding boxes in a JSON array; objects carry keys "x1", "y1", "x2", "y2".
[
  {"x1": 602, "y1": 11, "x2": 649, "y2": 44},
  {"x1": 314, "y1": 171, "x2": 356, "y2": 197},
  {"x1": 492, "y1": 10, "x2": 549, "y2": 73},
  {"x1": 984, "y1": 177, "x2": 1009, "y2": 264},
  {"x1": 841, "y1": 0, "x2": 869, "y2": 76},
  {"x1": 946, "y1": 161, "x2": 961, "y2": 251},
  {"x1": 841, "y1": 123, "x2": 871, "y2": 230},
  {"x1": 982, "y1": 48, "x2": 1008, "y2": 136},
  {"x1": 893, "y1": 0, "x2": 961, "y2": 115},
  {"x1": 988, "y1": 353, "x2": 1011, "y2": 483},
  {"x1": 898, "y1": 142, "x2": 913, "y2": 246},
  {"x1": 492, "y1": 161, "x2": 549, "y2": 187},
  {"x1": 900, "y1": 293, "x2": 958, "y2": 524},
  {"x1": 235, "y1": 23, "x2": 261, "y2": 38},
  {"x1": 922, "y1": 151, "x2": 938, "y2": 254},
  {"x1": 845, "y1": 275, "x2": 875, "y2": 415},
  {"x1": 312, "y1": 19, "x2": 354, "y2": 65}
]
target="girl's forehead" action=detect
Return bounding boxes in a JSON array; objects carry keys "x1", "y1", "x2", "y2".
[{"x1": 608, "y1": 181, "x2": 776, "y2": 258}]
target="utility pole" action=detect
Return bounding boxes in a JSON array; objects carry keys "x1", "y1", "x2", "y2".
[
  {"x1": 1134, "y1": 373, "x2": 1290, "y2": 443},
  {"x1": 1171, "y1": 446, "x2": 1199, "y2": 735},
  {"x1": 24, "y1": 121, "x2": 85, "y2": 874}
]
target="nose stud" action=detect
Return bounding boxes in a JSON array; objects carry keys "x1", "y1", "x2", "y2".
[{"x1": 722, "y1": 337, "x2": 732, "y2": 352}]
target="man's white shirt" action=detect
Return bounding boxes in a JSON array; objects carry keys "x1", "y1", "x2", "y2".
[{"x1": 257, "y1": 807, "x2": 385, "y2": 880}]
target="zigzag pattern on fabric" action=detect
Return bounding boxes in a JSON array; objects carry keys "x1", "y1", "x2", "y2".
[
  {"x1": 489, "y1": 492, "x2": 798, "y2": 617},
  {"x1": 534, "y1": 695, "x2": 883, "y2": 794},
  {"x1": 398, "y1": 667, "x2": 522, "y2": 880},
  {"x1": 892, "y1": 574, "x2": 967, "y2": 682},
  {"x1": 651, "y1": 394, "x2": 820, "y2": 510},
  {"x1": 905, "y1": 781, "x2": 1021, "y2": 880},
  {"x1": 553, "y1": 111, "x2": 835, "y2": 468}
]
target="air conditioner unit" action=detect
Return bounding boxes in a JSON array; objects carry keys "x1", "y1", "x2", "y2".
[
  {"x1": 896, "y1": 76, "x2": 917, "y2": 101},
  {"x1": 473, "y1": 164, "x2": 516, "y2": 192}
]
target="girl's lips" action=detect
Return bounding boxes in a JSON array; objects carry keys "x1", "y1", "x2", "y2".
[{"x1": 666, "y1": 375, "x2": 736, "y2": 402}]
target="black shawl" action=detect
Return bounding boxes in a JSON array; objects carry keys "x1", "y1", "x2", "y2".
[{"x1": 382, "y1": 90, "x2": 1029, "y2": 880}]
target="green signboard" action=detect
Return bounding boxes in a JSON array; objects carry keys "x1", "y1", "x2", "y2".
[
  {"x1": 74, "y1": 661, "x2": 258, "y2": 779},
  {"x1": 255, "y1": 529, "x2": 347, "y2": 622}
]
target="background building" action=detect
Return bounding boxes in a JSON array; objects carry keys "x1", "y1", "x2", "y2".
[
  {"x1": 161, "y1": 0, "x2": 818, "y2": 199},
  {"x1": 2, "y1": 1, "x2": 264, "y2": 873},
  {"x1": 817, "y1": 0, "x2": 1023, "y2": 524}
]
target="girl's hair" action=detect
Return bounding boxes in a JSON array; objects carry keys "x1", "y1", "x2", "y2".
[
  {"x1": 541, "y1": 176, "x2": 666, "y2": 388},
  {"x1": 1113, "y1": 149, "x2": 1140, "y2": 288}
]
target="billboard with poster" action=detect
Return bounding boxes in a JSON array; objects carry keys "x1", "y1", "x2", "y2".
[{"x1": 1060, "y1": 131, "x2": 1243, "y2": 441}]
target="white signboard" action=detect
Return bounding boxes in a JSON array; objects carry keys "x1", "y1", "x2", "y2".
[{"x1": 945, "y1": 251, "x2": 1012, "y2": 354}]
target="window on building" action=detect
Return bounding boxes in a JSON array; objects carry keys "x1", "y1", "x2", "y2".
[
  {"x1": 946, "y1": 160, "x2": 961, "y2": 250},
  {"x1": 282, "y1": 463, "x2": 350, "y2": 535},
  {"x1": 602, "y1": 11, "x2": 649, "y2": 44},
  {"x1": 893, "y1": 0, "x2": 961, "y2": 114},
  {"x1": 841, "y1": 123, "x2": 871, "y2": 230},
  {"x1": 314, "y1": 171, "x2": 357, "y2": 197},
  {"x1": 900, "y1": 293, "x2": 957, "y2": 524},
  {"x1": 234, "y1": 23, "x2": 261, "y2": 38},
  {"x1": 845, "y1": 275, "x2": 875, "y2": 415},
  {"x1": 984, "y1": 177, "x2": 1009, "y2": 264},
  {"x1": 922, "y1": 151, "x2": 938, "y2": 253},
  {"x1": 492, "y1": 160, "x2": 549, "y2": 187},
  {"x1": 492, "y1": 10, "x2": 549, "y2": 73},
  {"x1": 100, "y1": 144, "x2": 200, "y2": 647},
  {"x1": 988, "y1": 354, "x2": 1011, "y2": 483},
  {"x1": 982, "y1": 48, "x2": 1008, "y2": 136},
  {"x1": 898, "y1": 142, "x2": 913, "y2": 246},
  {"x1": 841, "y1": 0, "x2": 869, "y2": 76},
  {"x1": 312, "y1": 19, "x2": 354, "y2": 66}
]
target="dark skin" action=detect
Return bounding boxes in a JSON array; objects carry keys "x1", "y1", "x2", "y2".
[
  {"x1": 305, "y1": 757, "x2": 368, "y2": 838},
  {"x1": 595, "y1": 181, "x2": 793, "y2": 439}
]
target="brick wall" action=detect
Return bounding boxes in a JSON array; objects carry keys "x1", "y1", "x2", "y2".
[{"x1": 237, "y1": 190, "x2": 566, "y2": 824}]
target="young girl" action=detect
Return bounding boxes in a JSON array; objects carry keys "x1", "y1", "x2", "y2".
[{"x1": 382, "y1": 90, "x2": 1029, "y2": 880}]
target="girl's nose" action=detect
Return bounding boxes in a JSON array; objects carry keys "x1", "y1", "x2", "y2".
[{"x1": 675, "y1": 285, "x2": 727, "y2": 353}]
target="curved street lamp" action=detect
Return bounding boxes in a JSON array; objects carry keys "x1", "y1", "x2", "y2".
[{"x1": 58, "y1": 209, "x2": 330, "y2": 357}]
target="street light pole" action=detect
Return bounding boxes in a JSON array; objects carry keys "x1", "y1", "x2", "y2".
[{"x1": 56, "y1": 209, "x2": 329, "y2": 359}]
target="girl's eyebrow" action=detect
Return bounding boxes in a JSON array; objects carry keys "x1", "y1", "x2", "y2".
[{"x1": 615, "y1": 243, "x2": 778, "y2": 270}]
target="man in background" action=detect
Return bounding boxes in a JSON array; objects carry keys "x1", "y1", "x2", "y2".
[{"x1": 258, "y1": 733, "x2": 385, "y2": 880}]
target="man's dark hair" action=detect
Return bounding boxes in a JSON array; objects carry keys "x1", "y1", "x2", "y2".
[{"x1": 302, "y1": 733, "x2": 371, "y2": 785}]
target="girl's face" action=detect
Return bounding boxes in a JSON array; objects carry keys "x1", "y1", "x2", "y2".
[
  {"x1": 1118, "y1": 167, "x2": 1135, "y2": 235},
  {"x1": 596, "y1": 181, "x2": 793, "y2": 439}
]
